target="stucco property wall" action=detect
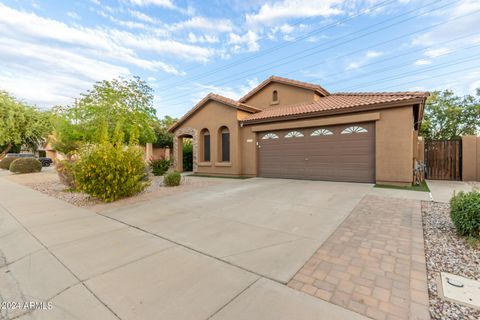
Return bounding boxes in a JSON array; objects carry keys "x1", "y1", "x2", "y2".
[
  {"x1": 462, "y1": 135, "x2": 480, "y2": 181},
  {"x1": 242, "y1": 82, "x2": 318, "y2": 109}
]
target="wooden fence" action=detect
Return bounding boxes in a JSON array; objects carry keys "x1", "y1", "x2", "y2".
[{"x1": 425, "y1": 140, "x2": 462, "y2": 180}]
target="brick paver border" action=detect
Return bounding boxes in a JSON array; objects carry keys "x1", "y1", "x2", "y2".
[{"x1": 288, "y1": 195, "x2": 430, "y2": 320}]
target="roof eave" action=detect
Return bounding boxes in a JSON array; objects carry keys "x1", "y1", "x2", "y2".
[
  {"x1": 241, "y1": 97, "x2": 427, "y2": 126},
  {"x1": 168, "y1": 95, "x2": 259, "y2": 133}
]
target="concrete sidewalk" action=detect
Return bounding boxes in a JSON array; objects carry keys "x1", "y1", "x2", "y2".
[
  {"x1": 426, "y1": 180, "x2": 476, "y2": 203},
  {"x1": 0, "y1": 178, "x2": 367, "y2": 320}
]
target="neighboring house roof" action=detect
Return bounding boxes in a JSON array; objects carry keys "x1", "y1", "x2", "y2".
[
  {"x1": 240, "y1": 92, "x2": 429, "y2": 124},
  {"x1": 238, "y1": 75, "x2": 330, "y2": 103},
  {"x1": 168, "y1": 93, "x2": 260, "y2": 132}
]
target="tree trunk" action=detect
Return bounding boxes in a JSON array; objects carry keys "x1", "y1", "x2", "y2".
[{"x1": 0, "y1": 143, "x2": 13, "y2": 160}]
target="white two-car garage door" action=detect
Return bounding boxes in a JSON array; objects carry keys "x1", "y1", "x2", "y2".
[{"x1": 257, "y1": 122, "x2": 375, "y2": 183}]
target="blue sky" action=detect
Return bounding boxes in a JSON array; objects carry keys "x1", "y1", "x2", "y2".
[{"x1": 0, "y1": 0, "x2": 479, "y2": 118}]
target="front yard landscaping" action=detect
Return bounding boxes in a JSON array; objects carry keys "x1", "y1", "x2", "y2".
[
  {"x1": 5, "y1": 169, "x2": 225, "y2": 212},
  {"x1": 422, "y1": 200, "x2": 480, "y2": 320}
]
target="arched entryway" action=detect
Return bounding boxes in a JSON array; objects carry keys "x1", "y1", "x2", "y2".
[{"x1": 173, "y1": 127, "x2": 197, "y2": 172}]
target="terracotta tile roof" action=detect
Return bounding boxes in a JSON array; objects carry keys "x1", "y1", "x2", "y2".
[
  {"x1": 168, "y1": 93, "x2": 260, "y2": 132},
  {"x1": 239, "y1": 75, "x2": 330, "y2": 102},
  {"x1": 241, "y1": 92, "x2": 429, "y2": 124}
]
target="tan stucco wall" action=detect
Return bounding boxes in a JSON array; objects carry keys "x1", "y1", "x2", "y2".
[
  {"x1": 462, "y1": 135, "x2": 480, "y2": 181},
  {"x1": 175, "y1": 100, "x2": 242, "y2": 175},
  {"x1": 375, "y1": 106, "x2": 414, "y2": 185},
  {"x1": 243, "y1": 82, "x2": 317, "y2": 109}
]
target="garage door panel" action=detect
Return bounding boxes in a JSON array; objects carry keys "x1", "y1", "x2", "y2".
[{"x1": 258, "y1": 123, "x2": 375, "y2": 183}]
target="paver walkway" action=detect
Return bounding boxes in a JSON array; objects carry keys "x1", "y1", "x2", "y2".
[{"x1": 288, "y1": 195, "x2": 430, "y2": 320}]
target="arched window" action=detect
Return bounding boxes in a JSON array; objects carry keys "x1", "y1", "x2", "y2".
[
  {"x1": 272, "y1": 90, "x2": 278, "y2": 102},
  {"x1": 341, "y1": 126, "x2": 368, "y2": 134},
  {"x1": 262, "y1": 133, "x2": 279, "y2": 140},
  {"x1": 311, "y1": 129, "x2": 333, "y2": 136},
  {"x1": 285, "y1": 131, "x2": 304, "y2": 138},
  {"x1": 218, "y1": 126, "x2": 230, "y2": 162},
  {"x1": 200, "y1": 128, "x2": 210, "y2": 162}
]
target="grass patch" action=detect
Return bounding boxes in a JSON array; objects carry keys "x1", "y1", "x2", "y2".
[
  {"x1": 191, "y1": 174, "x2": 252, "y2": 179},
  {"x1": 375, "y1": 180, "x2": 430, "y2": 192}
]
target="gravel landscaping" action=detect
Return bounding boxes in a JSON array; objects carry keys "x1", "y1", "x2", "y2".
[
  {"x1": 4, "y1": 169, "x2": 227, "y2": 212},
  {"x1": 422, "y1": 201, "x2": 480, "y2": 320}
]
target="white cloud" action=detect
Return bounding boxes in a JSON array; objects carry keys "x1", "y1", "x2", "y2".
[
  {"x1": 424, "y1": 48, "x2": 451, "y2": 58},
  {"x1": 192, "y1": 78, "x2": 260, "y2": 102},
  {"x1": 124, "y1": 0, "x2": 175, "y2": 9},
  {"x1": 0, "y1": 38, "x2": 129, "y2": 106},
  {"x1": 412, "y1": 0, "x2": 480, "y2": 49},
  {"x1": 228, "y1": 31, "x2": 260, "y2": 52},
  {"x1": 171, "y1": 17, "x2": 234, "y2": 33},
  {"x1": 109, "y1": 30, "x2": 215, "y2": 62},
  {"x1": 365, "y1": 50, "x2": 382, "y2": 59},
  {"x1": 246, "y1": 0, "x2": 343, "y2": 26},
  {"x1": 187, "y1": 33, "x2": 219, "y2": 44},
  {"x1": 67, "y1": 11, "x2": 81, "y2": 20},
  {"x1": 280, "y1": 23, "x2": 294, "y2": 33},
  {"x1": 0, "y1": 3, "x2": 210, "y2": 63},
  {"x1": 415, "y1": 59, "x2": 432, "y2": 66},
  {"x1": 128, "y1": 9, "x2": 159, "y2": 24},
  {"x1": 0, "y1": 3, "x2": 214, "y2": 106},
  {"x1": 346, "y1": 50, "x2": 383, "y2": 70}
]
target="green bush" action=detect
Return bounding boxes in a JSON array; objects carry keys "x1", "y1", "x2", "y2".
[
  {"x1": 55, "y1": 160, "x2": 76, "y2": 189},
  {"x1": 183, "y1": 142, "x2": 193, "y2": 171},
  {"x1": 9, "y1": 158, "x2": 42, "y2": 174},
  {"x1": 450, "y1": 190, "x2": 480, "y2": 239},
  {"x1": 0, "y1": 156, "x2": 18, "y2": 170},
  {"x1": 163, "y1": 171, "x2": 181, "y2": 187},
  {"x1": 74, "y1": 143, "x2": 149, "y2": 202},
  {"x1": 150, "y1": 158, "x2": 171, "y2": 176}
]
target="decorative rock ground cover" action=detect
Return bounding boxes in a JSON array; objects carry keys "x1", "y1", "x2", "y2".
[
  {"x1": 5, "y1": 170, "x2": 222, "y2": 211},
  {"x1": 422, "y1": 201, "x2": 480, "y2": 320}
]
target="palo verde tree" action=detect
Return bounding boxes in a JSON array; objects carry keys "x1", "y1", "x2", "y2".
[
  {"x1": 53, "y1": 76, "x2": 157, "y2": 154},
  {"x1": 0, "y1": 91, "x2": 52, "y2": 158},
  {"x1": 421, "y1": 89, "x2": 480, "y2": 140}
]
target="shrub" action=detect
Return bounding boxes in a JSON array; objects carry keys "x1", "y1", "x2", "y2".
[
  {"x1": 74, "y1": 143, "x2": 149, "y2": 202},
  {"x1": 450, "y1": 190, "x2": 480, "y2": 239},
  {"x1": 182, "y1": 142, "x2": 193, "y2": 171},
  {"x1": 55, "y1": 160, "x2": 76, "y2": 189},
  {"x1": 0, "y1": 156, "x2": 18, "y2": 170},
  {"x1": 163, "y1": 171, "x2": 181, "y2": 187},
  {"x1": 150, "y1": 158, "x2": 171, "y2": 176},
  {"x1": 9, "y1": 158, "x2": 42, "y2": 174}
]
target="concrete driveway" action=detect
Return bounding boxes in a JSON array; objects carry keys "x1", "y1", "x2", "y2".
[
  {"x1": 0, "y1": 177, "x2": 371, "y2": 320},
  {"x1": 103, "y1": 178, "x2": 372, "y2": 283}
]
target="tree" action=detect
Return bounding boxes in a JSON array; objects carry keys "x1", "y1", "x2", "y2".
[
  {"x1": 421, "y1": 89, "x2": 480, "y2": 140},
  {"x1": 0, "y1": 91, "x2": 52, "y2": 158},
  {"x1": 53, "y1": 77, "x2": 157, "y2": 153},
  {"x1": 153, "y1": 116, "x2": 177, "y2": 149}
]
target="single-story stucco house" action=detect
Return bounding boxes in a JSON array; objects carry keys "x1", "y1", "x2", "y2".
[{"x1": 169, "y1": 76, "x2": 429, "y2": 185}]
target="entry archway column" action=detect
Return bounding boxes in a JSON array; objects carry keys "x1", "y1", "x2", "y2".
[{"x1": 173, "y1": 127, "x2": 197, "y2": 173}]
